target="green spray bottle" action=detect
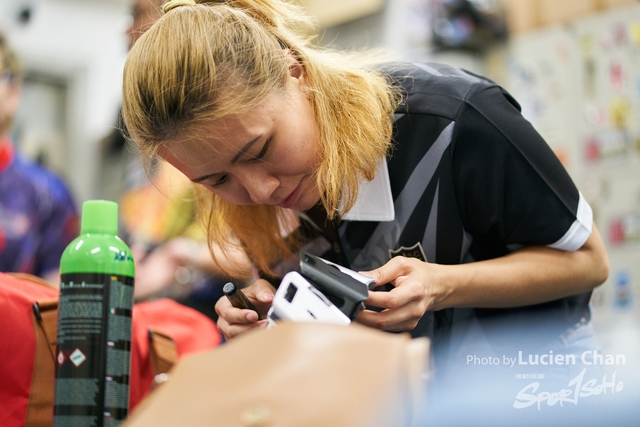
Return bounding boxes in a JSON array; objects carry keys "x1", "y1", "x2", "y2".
[{"x1": 54, "y1": 200, "x2": 135, "y2": 427}]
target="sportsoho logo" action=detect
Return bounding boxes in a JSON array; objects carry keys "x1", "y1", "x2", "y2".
[
  {"x1": 466, "y1": 350, "x2": 627, "y2": 411},
  {"x1": 511, "y1": 350, "x2": 626, "y2": 410}
]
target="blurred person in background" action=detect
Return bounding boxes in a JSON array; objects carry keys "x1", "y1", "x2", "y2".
[
  {"x1": 0, "y1": 31, "x2": 79, "y2": 286},
  {"x1": 100, "y1": 0, "x2": 239, "y2": 318},
  {"x1": 99, "y1": 0, "x2": 164, "y2": 202}
]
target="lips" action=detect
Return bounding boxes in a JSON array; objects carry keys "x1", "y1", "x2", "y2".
[{"x1": 277, "y1": 183, "x2": 302, "y2": 209}]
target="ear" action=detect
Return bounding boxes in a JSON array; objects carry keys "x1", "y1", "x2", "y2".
[{"x1": 285, "y1": 50, "x2": 307, "y2": 85}]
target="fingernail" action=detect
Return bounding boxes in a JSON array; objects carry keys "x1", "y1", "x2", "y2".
[{"x1": 260, "y1": 292, "x2": 272, "y2": 301}]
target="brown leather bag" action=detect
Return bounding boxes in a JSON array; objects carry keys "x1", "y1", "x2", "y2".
[{"x1": 122, "y1": 322, "x2": 430, "y2": 427}]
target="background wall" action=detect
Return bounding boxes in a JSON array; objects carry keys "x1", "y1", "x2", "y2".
[
  {"x1": 0, "y1": 0, "x2": 129, "y2": 202},
  {"x1": 488, "y1": 5, "x2": 640, "y2": 393}
]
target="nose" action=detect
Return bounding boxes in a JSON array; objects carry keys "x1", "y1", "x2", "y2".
[{"x1": 242, "y1": 169, "x2": 279, "y2": 205}]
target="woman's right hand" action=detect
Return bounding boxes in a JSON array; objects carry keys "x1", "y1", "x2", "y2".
[{"x1": 215, "y1": 279, "x2": 275, "y2": 340}]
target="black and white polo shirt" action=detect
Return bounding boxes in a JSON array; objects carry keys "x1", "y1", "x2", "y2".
[{"x1": 329, "y1": 62, "x2": 593, "y2": 341}]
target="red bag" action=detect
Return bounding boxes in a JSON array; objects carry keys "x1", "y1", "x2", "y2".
[
  {"x1": 0, "y1": 272, "x2": 221, "y2": 426},
  {"x1": 129, "y1": 298, "x2": 222, "y2": 408}
]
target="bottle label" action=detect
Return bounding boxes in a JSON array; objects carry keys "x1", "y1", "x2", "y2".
[{"x1": 54, "y1": 273, "x2": 134, "y2": 427}]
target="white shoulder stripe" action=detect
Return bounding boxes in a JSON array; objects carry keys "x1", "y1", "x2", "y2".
[{"x1": 548, "y1": 192, "x2": 593, "y2": 251}]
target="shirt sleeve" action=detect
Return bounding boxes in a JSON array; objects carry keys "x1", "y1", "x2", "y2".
[
  {"x1": 34, "y1": 172, "x2": 80, "y2": 276},
  {"x1": 451, "y1": 84, "x2": 592, "y2": 252}
]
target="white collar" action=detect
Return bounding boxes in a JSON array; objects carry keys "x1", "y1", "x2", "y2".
[{"x1": 340, "y1": 159, "x2": 395, "y2": 222}]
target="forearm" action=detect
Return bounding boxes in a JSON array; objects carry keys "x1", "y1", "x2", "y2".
[{"x1": 434, "y1": 223, "x2": 609, "y2": 310}]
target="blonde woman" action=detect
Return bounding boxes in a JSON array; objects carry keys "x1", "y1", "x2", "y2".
[{"x1": 122, "y1": 0, "x2": 608, "y2": 363}]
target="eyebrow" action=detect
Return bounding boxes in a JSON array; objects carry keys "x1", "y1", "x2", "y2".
[
  {"x1": 191, "y1": 135, "x2": 261, "y2": 183},
  {"x1": 231, "y1": 136, "x2": 261, "y2": 164}
]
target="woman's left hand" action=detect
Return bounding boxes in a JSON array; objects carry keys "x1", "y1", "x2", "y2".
[
  {"x1": 356, "y1": 256, "x2": 447, "y2": 332},
  {"x1": 356, "y1": 223, "x2": 610, "y2": 332}
]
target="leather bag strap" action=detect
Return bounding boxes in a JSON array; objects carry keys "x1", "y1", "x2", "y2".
[
  {"x1": 148, "y1": 329, "x2": 179, "y2": 376},
  {"x1": 25, "y1": 299, "x2": 59, "y2": 426}
]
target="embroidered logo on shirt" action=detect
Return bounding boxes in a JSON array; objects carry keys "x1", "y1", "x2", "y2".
[{"x1": 389, "y1": 242, "x2": 427, "y2": 262}]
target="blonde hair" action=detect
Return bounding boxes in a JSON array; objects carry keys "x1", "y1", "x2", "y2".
[{"x1": 122, "y1": 0, "x2": 401, "y2": 278}]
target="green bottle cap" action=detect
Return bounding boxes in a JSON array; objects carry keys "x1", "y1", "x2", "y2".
[{"x1": 81, "y1": 200, "x2": 118, "y2": 235}]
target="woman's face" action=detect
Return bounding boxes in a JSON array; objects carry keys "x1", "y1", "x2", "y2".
[{"x1": 160, "y1": 63, "x2": 321, "y2": 211}]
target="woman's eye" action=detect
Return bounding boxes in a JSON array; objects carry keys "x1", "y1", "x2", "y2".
[
  {"x1": 211, "y1": 175, "x2": 228, "y2": 187},
  {"x1": 248, "y1": 139, "x2": 270, "y2": 162}
]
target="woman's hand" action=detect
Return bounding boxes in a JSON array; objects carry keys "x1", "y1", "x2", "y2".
[
  {"x1": 356, "y1": 223, "x2": 609, "y2": 333},
  {"x1": 215, "y1": 279, "x2": 275, "y2": 340},
  {"x1": 357, "y1": 256, "x2": 447, "y2": 332}
]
